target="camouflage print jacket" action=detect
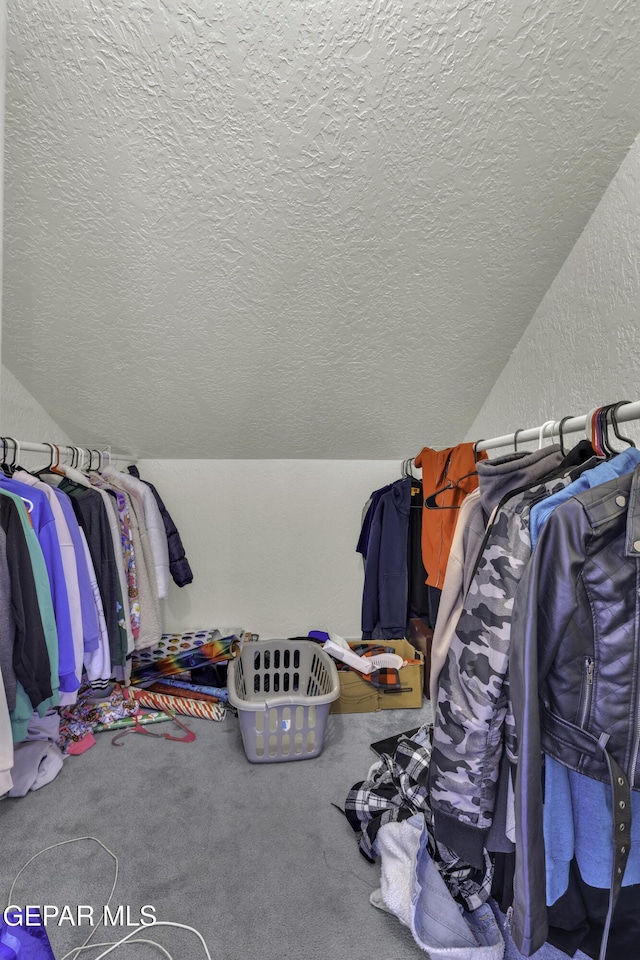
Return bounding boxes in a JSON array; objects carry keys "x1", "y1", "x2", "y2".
[{"x1": 428, "y1": 465, "x2": 593, "y2": 868}]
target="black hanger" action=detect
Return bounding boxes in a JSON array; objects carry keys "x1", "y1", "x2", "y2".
[
  {"x1": 557, "y1": 416, "x2": 574, "y2": 457},
  {"x1": 424, "y1": 470, "x2": 478, "y2": 510},
  {"x1": 2, "y1": 437, "x2": 20, "y2": 476},
  {"x1": 513, "y1": 428, "x2": 524, "y2": 453},
  {"x1": 597, "y1": 406, "x2": 617, "y2": 457},
  {"x1": 610, "y1": 400, "x2": 636, "y2": 449},
  {"x1": 34, "y1": 442, "x2": 66, "y2": 478},
  {"x1": 0, "y1": 439, "x2": 10, "y2": 477},
  {"x1": 473, "y1": 439, "x2": 485, "y2": 461}
]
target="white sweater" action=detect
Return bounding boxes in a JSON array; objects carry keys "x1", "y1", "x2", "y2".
[{"x1": 102, "y1": 466, "x2": 170, "y2": 599}]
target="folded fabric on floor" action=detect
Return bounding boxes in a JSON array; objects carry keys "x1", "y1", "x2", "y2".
[
  {"x1": 8, "y1": 740, "x2": 65, "y2": 797},
  {"x1": 372, "y1": 815, "x2": 505, "y2": 959},
  {"x1": 344, "y1": 725, "x2": 493, "y2": 912}
]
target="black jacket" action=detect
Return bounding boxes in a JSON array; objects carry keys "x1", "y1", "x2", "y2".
[
  {"x1": 127, "y1": 466, "x2": 193, "y2": 587},
  {"x1": 0, "y1": 495, "x2": 52, "y2": 709},
  {"x1": 510, "y1": 462, "x2": 640, "y2": 956}
]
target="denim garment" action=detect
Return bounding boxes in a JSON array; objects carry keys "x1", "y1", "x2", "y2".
[
  {"x1": 411, "y1": 817, "x2": 504, "y2": 959},
  {"x1": 375, "y1": 814, "x2": 504, "y2": 959}
]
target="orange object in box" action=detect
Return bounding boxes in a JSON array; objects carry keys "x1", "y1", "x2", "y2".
[{"x1": 329, "y1": 639, "x2": 424, "y2": 714}]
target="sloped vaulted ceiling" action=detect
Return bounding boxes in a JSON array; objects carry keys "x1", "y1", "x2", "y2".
[{"x1": 4, "y1": 0, "x2": 640, "y2": 459}]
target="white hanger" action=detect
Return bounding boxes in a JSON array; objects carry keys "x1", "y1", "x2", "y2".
[{"x1": 538, "y1": 420, "x2": 557, "y2": 449}]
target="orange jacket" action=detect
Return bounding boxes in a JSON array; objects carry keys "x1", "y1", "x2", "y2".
[{"x1": 414, "y1": 443, "x2": 486, "y2": 589}]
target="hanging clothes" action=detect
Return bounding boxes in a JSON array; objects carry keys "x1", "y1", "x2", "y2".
[
  {"x1": 0, "y1": 524, "x2": 18, "y2": 713},
  {"x1": 429, "y1": 443, "x2": 597, "y2": 869},
  {"x1": 14, "y1": 471, "x2": 86, "y2": 703},
  {"x1": 428, "y1": 488, "x2": 482, "y2": 704},
  {"x1": 428, "y1": 443, "x2": 593, "y2": 707},
  {"x1": 0, "y1": 474, "x2": 77, "y2": 696},
  {"x1": 423, "y1": 433, "x2": 640, "y2": 960},
  {"x1": 0, "y1": 489, "x2": 60, "y2": 744},
  {"x1": 357, "y1": 483, "x2": 395, "y2": 560},
  {"x1": 359, "y1": 474, "x2": 433, "y2": 640},
  {"x1": 102, "y1": 465, "x2": 170, "y2": 599},
  {"x1": 414, "y1": 442, "x2": 487, "y2": 590},
  {"x1": 0, "y1": 496, "x2": 52, "y2": 711},
  {"x1": 0, "y1": 443, "x2": 193, "y2": 800},
  {"x1": 510, "y1": 453, "x2": 640, "y2": 956},
  {"x1": 87, "y1": 474, "x2": 137, "y2": 655},
  {"x1": 127, "y1": 465, "x2": 193, "y2": 588},
  {"x1": 360, "y1": 477, "x2": 411, "y2": 640},
  {"x1": 57, "y1": 479, "x2": 125, "y2": 667},
  {"x1": 406, "y1": 479, "x2": 431, "y2": 623}
]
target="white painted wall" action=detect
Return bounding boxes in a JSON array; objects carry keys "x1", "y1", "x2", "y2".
[
  {"x1": 0, "y1": 361, "x2": 398, "y2": 640},
  {"x1": 466, "y1": 131, "x2": 640, "y2": 452},
  {"x1": 137, "y1": 458, "x2": 402, "y2": 639}
]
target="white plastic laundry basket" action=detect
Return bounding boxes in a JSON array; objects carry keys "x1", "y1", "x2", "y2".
[{"x1": 227, "y1": 639, "x2": 340, "y2": 763}]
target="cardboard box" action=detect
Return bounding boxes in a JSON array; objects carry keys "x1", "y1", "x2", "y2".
[{"x1": 329, "y1": 639, "x2": 424, "y2": 714}]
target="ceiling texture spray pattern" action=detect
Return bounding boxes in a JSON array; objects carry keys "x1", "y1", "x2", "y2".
[{"x1": 5, "y1": 0, "x2": 640, "y2": 458}]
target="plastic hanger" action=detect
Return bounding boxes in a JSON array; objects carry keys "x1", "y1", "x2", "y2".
[
  {"x1": 473, "y1": 438, "x2": 485, "y2": 461},
  {"x1": 586, "y1": 406, "x2": 605, "y2": 456},
  {"x1": 610, "y1": 400, "x2": 636, "y2": 449},
  {"x1": 513, "y1": 428, "x2": 524, "y2": 453},
  {"x1": 34, "y1": 442, "x2": 66, "y2": 477},
  {"x1": 10, "y1": 439, "x2": 20, "y2": 473},
  {"x1": 597, "y1": 404, "x2": 625, "y2": 458},
  {"x1": 557, "y1": 416, "x2": 574, "y2": 457},
  {"x1": 1, "y1": 438, "x2": 19, "y2": 475},
  {"x1": 538, "y1": 420, "x2": 557, "y2": 449},
  {"x1": 111, "y1": 711, "x2": 196, "y2": 746},
  {"x1": 597, "y1": 406, "x2": 616, "y2": 457},
  {"x1": 424, "y1": 469, "x2": 478, "y2": 510}
]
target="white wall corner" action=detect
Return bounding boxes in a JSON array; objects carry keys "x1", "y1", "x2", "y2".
[{"x1": 465, "y1": 129, "x2": 640, "y2": 451}]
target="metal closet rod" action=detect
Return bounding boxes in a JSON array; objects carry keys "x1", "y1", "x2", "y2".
[
  {"x1": 475, "y1": 399, "x2": 640, "y2": 453},
  {"x1": 0, "y1": 439, "x2": 133, "y2": 465}
]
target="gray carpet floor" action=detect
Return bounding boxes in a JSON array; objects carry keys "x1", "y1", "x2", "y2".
[{"x1": 0, "y1": 702, "x2": 588, "y2": 960}]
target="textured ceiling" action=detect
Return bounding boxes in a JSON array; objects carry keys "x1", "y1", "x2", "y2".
[{"x1": 4, "y1": 0, "x2": 640, "y2": 459}]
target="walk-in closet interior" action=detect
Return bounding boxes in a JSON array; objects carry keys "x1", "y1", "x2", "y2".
[{"x1": 3, "y1": 2, "x2": 640, "y2": 959}]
